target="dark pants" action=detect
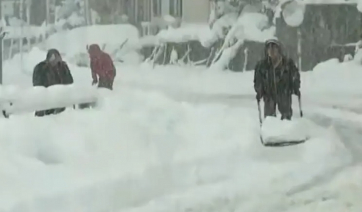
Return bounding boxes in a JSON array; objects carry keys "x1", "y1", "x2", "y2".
[
  {"x1": 98, "y1": 78, "x2": 114, "y2": 90},
  {"x1": 35, "y1": 108, "x2": 66, "y2": 117},
  {"x1": 263, "y1": 93, "x2": 292, "y2": 120}
]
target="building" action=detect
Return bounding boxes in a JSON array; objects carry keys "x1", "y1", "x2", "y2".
[
  {"x1": 124, "y1": 0, "x2": 210, "y2": 24},
  {"x1": 124, "y1": 0, "x2": 210, "y2": 35},
  {"x1": 182, "y1": 0, "x2": 210, "y2": 23},
  {"x1": 106, "y1": 0, "x2": 210, "y2": 35}
]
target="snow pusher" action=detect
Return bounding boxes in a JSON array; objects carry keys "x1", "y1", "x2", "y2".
[{"x1": 257, "y1": 94, "x2": 309, "y2": 147}]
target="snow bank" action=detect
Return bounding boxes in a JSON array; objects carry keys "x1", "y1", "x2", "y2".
[
  {"x1": 0, "y1": 87, "x2": 253, "y2": 210},
  {"x1": 303, "y1": 58, "x2": 362, "y2": 96},
  {"x1": 0, "y1": 84, "x2": 350, "y2": 212}
]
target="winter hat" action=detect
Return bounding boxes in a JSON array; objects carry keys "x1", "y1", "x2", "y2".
[
  {"x1": 46, "y1": 49, "x2": 62, "y2": 62},
  {"x1": 264, "y1": 38, "x2": 283, "y2": 56}
]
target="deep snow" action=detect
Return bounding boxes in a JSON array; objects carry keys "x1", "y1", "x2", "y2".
[{"x1": 1, "y1": 28, "x2": 362, "y2": 211}]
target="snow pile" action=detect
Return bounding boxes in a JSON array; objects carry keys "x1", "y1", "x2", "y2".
[
  {"x1": 0, "y1": 88, "x2": 251, "y2": 211},
  {"x1": 261, "y1": 116, "x2": 310, "y2": 144},
  {"x1": 303, "y1": 58, "x2": 362, "y2": 96},
  {"x1": 42, "y1": 24, "x2": 142, "y2": 65},
  {"x1": 0, "y1": 84, "x2": 99, "y2": 115}
]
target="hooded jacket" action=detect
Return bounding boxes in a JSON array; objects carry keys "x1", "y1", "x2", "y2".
[
  {"x1": 254, "y1": 39, "x2": 300, "y2": 99},
  {"x1": 88, "y1": 44, "x2": 116, "y2": 81},
  {"x1": 33, "y1": 49, "x2": 73, "y2": 87}
]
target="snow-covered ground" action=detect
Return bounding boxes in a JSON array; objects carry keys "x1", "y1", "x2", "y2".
[{"x1": 1, "y1": 30, "x2": 362, "y2": 211}]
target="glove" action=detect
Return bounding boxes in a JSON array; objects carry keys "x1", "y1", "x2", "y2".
[
  {"x1": 256, "y1": 92, "x2": 263, "y2": 102},
  {"x1": 92, "y1": 79, "x2": 98, "y2": 85}
]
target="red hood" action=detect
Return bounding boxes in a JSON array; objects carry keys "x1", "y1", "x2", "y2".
[{"x1": 88, "y1": 44, "x2": 102, "y2": 57}]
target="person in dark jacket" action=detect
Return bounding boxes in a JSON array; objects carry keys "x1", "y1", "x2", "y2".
[
  {"x1": 87, "y1": 44, "x2": 116, "y2": 90},
  {"x1": 254, "y1": 39, "x2": 300, "y2": 120},
  {"x1": 32, "y1": 49, "x2": 74, "y2": 116}
]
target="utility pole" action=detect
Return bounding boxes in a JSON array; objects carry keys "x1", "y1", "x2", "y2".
[
  {"x1": 20, "y1": 0, "x2": 24, "y2": 73},
  {"x1": 84, "y1": 0, "x2": 89, "y2": 25},
  {"x1": 45, "y1": 0, "x2": 49, "y2": 40}
]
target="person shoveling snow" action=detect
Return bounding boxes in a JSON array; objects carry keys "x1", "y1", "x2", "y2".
[
  {"x1": 32, "y1": 49, "x2": 74, "y2": 117},
  {"x1": 254, "y1": 39, "x2": 307, "y2": 147}
]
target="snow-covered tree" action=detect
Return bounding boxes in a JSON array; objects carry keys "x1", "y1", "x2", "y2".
[{"x1": 208, "y1": 0, "x2": 276, "y2": 70}]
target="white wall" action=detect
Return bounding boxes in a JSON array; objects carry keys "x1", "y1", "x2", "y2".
[
  {"x1": 182, "y1": 0, "x2": 210, "y2": 23},
  {"x1": 2, "y1": 1, "x2": 15, "y2": 17},
  {"x1": 161, "y1": 0, "x2": 170, "y2": 16}
]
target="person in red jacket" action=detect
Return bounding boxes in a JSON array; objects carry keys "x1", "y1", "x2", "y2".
[{"x1": 87, "y1": 44, "x2": 116, "y2": 90}]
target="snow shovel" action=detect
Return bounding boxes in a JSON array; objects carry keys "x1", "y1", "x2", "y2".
[
  {"x1": 257, "y1": 99, "x2": 263, "y2": 126},
  {"x1": 298, "y1": 93, "x2": 303, "y2": 118},
  {"x1": 257, "y1": 95, "x2": 306, "y2": 147}
]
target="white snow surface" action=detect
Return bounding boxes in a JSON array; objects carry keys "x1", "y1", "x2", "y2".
[
  {"x1": 261, "y1": 116, "x2": 310, "y2": 144},
  {"x1": 1, "y1": 42, "x2": 362, "y2": 211}
]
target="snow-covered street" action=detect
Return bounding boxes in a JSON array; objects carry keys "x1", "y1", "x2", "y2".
[
  {"x1": 1, "y1": 0, "x2": 362, "y2": 207},
  {"x1": 0, "y1": 45, "x2": 362, "y2": 211}
]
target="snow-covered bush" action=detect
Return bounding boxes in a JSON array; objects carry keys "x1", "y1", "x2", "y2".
[{"x1": 137, "y1": 1, "x2": 276, "y2": 71}]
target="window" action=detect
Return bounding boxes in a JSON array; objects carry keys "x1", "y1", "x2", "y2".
[
  {"x1": 153, "y1": 0, "x2": 162, "y2": 16},
  {"x1": 169, "y1": 0, "x2": 182, "y2": 17}
]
